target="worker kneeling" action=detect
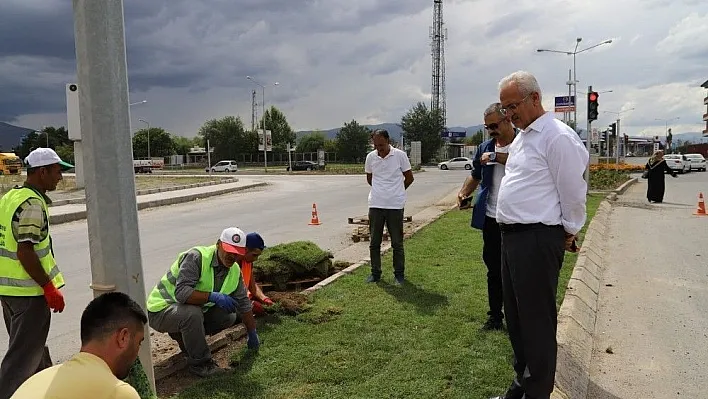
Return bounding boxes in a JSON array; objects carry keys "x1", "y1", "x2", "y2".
[{"x1": 146, "y1": 227, "x2": 264, "y2": 378}]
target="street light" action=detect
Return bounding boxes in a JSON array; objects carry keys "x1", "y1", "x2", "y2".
[
  {"x1": 138, "y1": 118, "x2": 150, "y2": 159},
  {"x1": 537, "y1": 38, "x2": 613, "y2": 129},
  {"x1": 246, "y1": 76, "x2": 279, "y2": 172},
  {"x1": 129, "y1": 100, "x2": 147, "y2": 106}
]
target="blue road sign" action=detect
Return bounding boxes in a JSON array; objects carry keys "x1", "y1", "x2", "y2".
[
  {"x1": 554, "y1": 95, "x2": 576, "y2": 112},
  {"x1": 440, "y1": 130, "x2": 466, "y2": 138}
]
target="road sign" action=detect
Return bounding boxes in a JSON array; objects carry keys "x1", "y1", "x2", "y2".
[
  {"x1": 653, "y1": 143, "x2": 660, "y2": 153},
  {"x1": 258, "y1": 129, "x2": 273, "y2": 151},
  {"x1": 410, "y1": 141, "x2": 422, "y2": 165},
  {"x1": 591, "y1": 128, "x2": 600, "y2": 145},
  {"x1": 554, "y1": 95, "x2": 576, "y2": 113},
  {"x1": 440, "y1": 130, "x2": 466, "y2": 138}
]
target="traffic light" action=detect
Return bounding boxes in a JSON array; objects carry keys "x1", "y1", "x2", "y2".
[
  {"x1": 587, "y1": 91, "x2": 599, "y2": 122},
  {"x1": 623, "y1": 134, "x2": 629, "y2": 147},
  {"x1": 609, "y1": 122, "x2": 617, "y2": 137}
]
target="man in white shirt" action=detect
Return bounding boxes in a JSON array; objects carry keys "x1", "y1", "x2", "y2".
[
  {"x1": 490, "y1": 71, "x2": 588, "y2": 399},
  {"x1": 364, "y1": 129, "x2": 414, "y2": 285},
  {"x1": 457, "y1": 102, "x2": 517, "y2": 331}
]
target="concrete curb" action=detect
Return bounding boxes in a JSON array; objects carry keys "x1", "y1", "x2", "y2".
[
  {"x1": 552, "y1": 198, "x2": 613, "y2": 399},
  {"x1": 49, "y1": 182, "x2": 267, "y2": 226},
  {"x1": 49, "y1": 177, "x2": 238, "y2": 207},
  {"x1": 152, "y1": 190, "x2": 459, "y2": 381},
  {"x1": 614, "y1": 177, "x2": 637, "y2": 196}
]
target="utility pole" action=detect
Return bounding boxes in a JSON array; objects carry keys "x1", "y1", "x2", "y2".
[
  {"x1": 72, "y1": 0, "x2": 155, "y2": 393},
  {"x1": 585, "y1": 85, "x2": 592, "y2": 189},
  {"x1": 251, "y1": 89, "x2": 256, "y2": 132},
  {"x1": 616, "y1": 118, "x2": 621, "y2": 166}
]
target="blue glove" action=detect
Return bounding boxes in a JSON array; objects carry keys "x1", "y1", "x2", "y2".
[
  {"x1": 247, "y1": 329, "x2": 260, "y2": 350},
  {"x1": 208, "y1": 292, "x2": 237, "y2": 313}
]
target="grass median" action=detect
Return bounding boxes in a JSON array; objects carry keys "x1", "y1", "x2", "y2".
[{"x1": 173, "y1": 194, "x2": 604, "y2": 399}]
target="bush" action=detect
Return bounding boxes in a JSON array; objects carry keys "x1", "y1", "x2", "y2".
[
  {"x1": 253, "y1": 241, "x2": 334, "y2": 290},
  {"x1": 590, "y1": 169, "x2": 631, "y2": 190},
  {"x1": 590, "y1": 163, "x2": 643, "y2": 172}
]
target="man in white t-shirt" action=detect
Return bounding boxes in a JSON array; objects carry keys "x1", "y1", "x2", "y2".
[
  {"x1": 364, "y1": 129, "x2": 414, "y2": 285},
  {"x1": 457, "y1": 102, "x2": 517, "y2": 331}
]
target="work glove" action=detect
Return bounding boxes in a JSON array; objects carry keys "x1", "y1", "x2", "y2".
[
  {"x1": 251, "y1": 300, "x2": 266, "y2": 316},
  {"x1": 262, "y1": 297, "x2": 274, "y2": 307},
  {"x1": 247, "y1": 329, "x2": 260, "y2": 350},
  {"x1": 208, "y1": 292, "x2": 237, "y2": 313},
  {"x1": 42, "y1": 282, "x2": 65, "y2": 313}
]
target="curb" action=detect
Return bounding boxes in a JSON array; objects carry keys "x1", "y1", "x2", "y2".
[
  {"x1": 152, "y1": 190, "x2": 459, "y2": 381},
  {"x1": 49, "y1": 182, "x2": 267, "y2": 226},
  {"x1": 49, "y1": 177, "x2": 238, "y2": 207},
  {"x1": 605, "y1": 177, "x2": 637, "y2": 202},
  {"x1": 552, "y1": 197, "x2": 613, "y2": 399}
]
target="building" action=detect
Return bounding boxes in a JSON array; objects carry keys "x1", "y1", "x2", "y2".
[{"x1": 703, "y1": 80, "x2": 708, "y2": 137}]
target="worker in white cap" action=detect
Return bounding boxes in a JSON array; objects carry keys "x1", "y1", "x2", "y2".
[
  {"x1": 0, "y1": 148, "x2": 74, "y2": 399},
  {"x1": 145, "y1": 227, "x2": 264, "y2": 378}
]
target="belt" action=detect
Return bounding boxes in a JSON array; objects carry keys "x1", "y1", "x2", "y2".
[{"x1": 498, "y1": 223, "x2": 562, "y2": 233}]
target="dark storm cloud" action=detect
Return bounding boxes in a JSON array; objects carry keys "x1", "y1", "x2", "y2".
[{"x1": 0, "y1": 0, "x2": 429, "y2": 121}]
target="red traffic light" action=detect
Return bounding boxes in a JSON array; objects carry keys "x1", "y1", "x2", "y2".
[{"x1": 589, "y1": 92, "x2": 598, "y2": 102}]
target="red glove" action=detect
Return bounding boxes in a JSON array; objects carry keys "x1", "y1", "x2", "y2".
[
  {"x1": 251, "y1": 300, "x2": 266, "y2": 315},
  {"x1": 262, "y1": 297, "x2": 274, "y2": 307},
  {"x1": 42, "y1": 282, "x2": 65, "y2": 313}
]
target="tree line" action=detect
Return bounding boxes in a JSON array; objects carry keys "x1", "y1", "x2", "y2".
[{"x1": 15, "y1": 101, "x2": 455, "y2": 164}]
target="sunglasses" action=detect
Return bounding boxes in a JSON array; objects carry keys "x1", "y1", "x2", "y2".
[{"x1": 484, "y1": 123, "x2": 500, "y2": 131}]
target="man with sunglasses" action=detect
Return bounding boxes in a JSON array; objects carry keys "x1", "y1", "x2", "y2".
[
  {"x1": 490, "y1": 71, "x2": 588, "y2": 399},
  {"x1": 457, "y1": 103, "x2": 517, "y2": 332}
]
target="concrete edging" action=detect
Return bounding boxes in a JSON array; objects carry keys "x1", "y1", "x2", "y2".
[
  {"x1": 552, "y1": 197, "x2": 614, "y2": 399},
  {"x1": 49, "y1": 182, "x2": 267, "y2": 226},
  {"x1": 49, "y1": 177, "x2": 239, "y2": 207},
  {"x1": 614, "y1": 177, "x2": 637, "y2": 196},
  {"x1": 152, "y1": 191, "x2": 460, "y2": 381}
]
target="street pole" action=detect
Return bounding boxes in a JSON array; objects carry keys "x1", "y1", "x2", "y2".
[
  {"x1": 207, "y1": 139, "x2": 211, "y2": 176},
  {"x1": 573, "y1": 52, "x2": 578, "y2": 129},
  {"x1": 585, "y1": 85, "x2": 592, "y2": 190},
  {"x1": 566, "y1": 69, "x2": 572, "y2": 124},
  {"x1": 72, "y1": 0, "x2": 155, "y2": 393},
  {"x1": 287, "y1": 142, "x2": 292, "y2": 172},
  {"x1": 262, "y1": 85, "x2": 267, "y2": 172},
  {"x1": 139, "y1": 119, "x2": 150, "y2": 160},
  {"x1": 616, "y1": 118, "x2": 621, "y2": 168}
]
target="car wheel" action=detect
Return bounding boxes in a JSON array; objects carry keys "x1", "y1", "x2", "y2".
[
  {"x1": 464, "y1": 164, "x2": 472, "y2": 170},
  {"x1": 440, "y1": 165, "x2": 448, "y2": 170},
  {"x1": 306, "y1": 167, "x2": 312, "y2": 171}
]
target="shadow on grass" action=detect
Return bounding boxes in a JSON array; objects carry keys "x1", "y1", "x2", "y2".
[{"x1": 379, "y1": 280, "x2": 449, "y2": 315}]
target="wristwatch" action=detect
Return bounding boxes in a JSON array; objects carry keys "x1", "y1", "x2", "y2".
[{"x1": 489, "y1": 152, "x2": 496, "y2": 162}]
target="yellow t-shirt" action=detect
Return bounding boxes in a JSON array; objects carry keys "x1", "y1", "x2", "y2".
[{"x1": 11, "y1": 352, "x2": 140, "y2": 399}]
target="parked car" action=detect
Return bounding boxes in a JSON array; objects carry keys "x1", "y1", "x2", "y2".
[
  {"x1": 286, "y1": 161, "x2": 321, "y2": 171},
  {"x1": 663, "y1": 154, "x2": 690, "y2": 174},
  {"x1": 685, "y1": 153, "x2": 706, "y2": 172},
  {"x1": 438, "y1": 157, "x2": 473, "y2": 170},
  {"x1": 206, "y1": 160, "x2": 238, "y2": 173}
]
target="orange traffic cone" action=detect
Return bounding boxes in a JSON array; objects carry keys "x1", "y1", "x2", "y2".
[
  {"x1": 694, "y1": 192, "x2": 707, "y2": 216},
  {"x1": 309, "y1": 203, "x2": 322, "y2": 225}
]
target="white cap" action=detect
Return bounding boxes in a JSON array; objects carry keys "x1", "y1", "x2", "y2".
[
  {"x1": 219, "y1": 227, "x2": 247, "y2": 255},
  {"x1": 24, "y1": 148, "x2": 74, "y2": 169}
]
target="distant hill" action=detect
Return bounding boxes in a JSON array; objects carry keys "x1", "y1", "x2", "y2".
[
  {"x1": 0, "y1": 122, "x2": 33, "y2": 152},
  {"x1": 296, "y1": 123, "x2": 485, "y2": 141}
]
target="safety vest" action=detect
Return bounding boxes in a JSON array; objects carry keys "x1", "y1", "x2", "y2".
[
  {"x1": 146, "y1": 245, "x2": 242, "y2": 313},
  {"x1": 240, "y1": 261, "x2": 253, "y2": 299},
  {"x1": 0, "y1": 187, "x2": 64, "y2": 296}
]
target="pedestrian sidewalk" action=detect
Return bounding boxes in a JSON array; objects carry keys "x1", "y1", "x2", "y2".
[
  {"x1": 49, "y1": 179, "x2": 267, "y2": 225},
  {"x1": 587, "y1": 180, "x2": 708, "y2": 398}
]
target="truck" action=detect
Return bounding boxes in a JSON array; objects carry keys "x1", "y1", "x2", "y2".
[
  {"x1": 0, "y1": 153, "x2": 23, "y2": 175},
  {"x1": 133, "y1": 158, "x2": 165, "y2": 173}
]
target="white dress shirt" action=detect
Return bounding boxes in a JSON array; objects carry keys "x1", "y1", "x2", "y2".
[
  {"x1": 365, "y1": 146, "x2": 412, "y2": 209},
  {"x1": 495, "y1": 112, "x2": 589, "y2": 235}
]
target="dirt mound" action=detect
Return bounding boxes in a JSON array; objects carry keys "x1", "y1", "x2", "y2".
[
  {"x1": 265, "y1": 291, "x2": 311, "y2": 315},
  {"x1": 253, "y1": 241, "x2": 334, "y2": 290}
]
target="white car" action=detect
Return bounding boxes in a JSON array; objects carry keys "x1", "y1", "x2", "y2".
[
  {"x1": 206, "y1": 160, "x2": 238, "y2": 173},
  {"x1": 438, "y1": 157, "x2": 473, "y2": 170},
  {"x1": 663, "y1": 154, "x2": 690, "y2": 174},
  {"x1": 685, "y1": 153, "x2": 706, "y2": 172}
]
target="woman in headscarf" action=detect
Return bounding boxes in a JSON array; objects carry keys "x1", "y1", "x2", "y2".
[{"x1": 645, "y1": 150, "x2": 676, "y2": 203}]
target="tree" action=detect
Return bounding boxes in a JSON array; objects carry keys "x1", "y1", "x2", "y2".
[
  {"x1": 14, "y1": 126, "x2": 72, "y2": 159},
  {"x1": 198, "y1": 116, "x2": 249, "y2": 162},
  {"x1": 297, "y1": 131, "x2": 328, "y2": 153},
  {"x1": 400, "y1": 102, "x2": 444, "y2": 163},
  {"x1": 336, "y1": 120, "x2": 371, "y2": 163},
  {"x1": 132, "y1": 127, "x2": 175, "y2": 158},
  {"x1": 464, "y1": 129, "x2": 484, "y2": 146},
  {"x1": 260, "y1": 106, "x2": 297, "y2": 152},
  {"x1": 172, "y1": 136, "x2": 199, "y2": 156}
]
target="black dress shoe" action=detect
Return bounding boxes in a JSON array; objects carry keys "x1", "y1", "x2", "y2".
[{"x1": 489, "y1": 381, "x2": 525, "y2": 399}]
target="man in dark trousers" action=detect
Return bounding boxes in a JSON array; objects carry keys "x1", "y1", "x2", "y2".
[
  {"x1": 0, "y1": 148, "x2": 73, "y2": 399},
  {"x1": 364, "y1": 129, "x2": 414, "y2": 285},
  {"x1": 490, "y1": 71, "x2": 587, "y2": 399},
  {"x1": 458, "y1": 102, "x2": 517, "y2": 331}
]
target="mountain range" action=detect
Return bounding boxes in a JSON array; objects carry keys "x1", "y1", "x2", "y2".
[{"x1": 0, "y1": 122, "x2": 34, "y2": 151}]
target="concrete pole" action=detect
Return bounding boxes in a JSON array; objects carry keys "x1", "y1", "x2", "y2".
[
  {"x1": 616, "y1": 118, "x2": 621, "y2": 166},
  {"x1": 72, "y1": 0, "x2": 155, "y2": 393},
  {"x1": 584, "y1": 85, "x2": 592, "y2": 191},
  {"x1": 73, "y1": 141, "x2": 84, "y2": 188}
]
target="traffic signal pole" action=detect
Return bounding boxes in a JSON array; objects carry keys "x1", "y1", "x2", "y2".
[
  {"x1": 585, "y1": 85, "x2": 592, "y2": 189},
  {"x1": 72, "y1": 0, "x2": 155, "y2": 393},
  {"x1": 616, "y1": 118, "x2": 621, "y2": 167}
]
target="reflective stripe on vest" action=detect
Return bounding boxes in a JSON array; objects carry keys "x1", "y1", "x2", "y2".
[
  {"x1": 146, "y1": 245, "x2": 242, "y2": 313},
  {"x1": 0, "y1": 187, "x2": 64, "y2": 296}
]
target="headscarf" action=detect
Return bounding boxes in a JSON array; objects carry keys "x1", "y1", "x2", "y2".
[{"x1": 649, "y1": 150, "x2": 663, "y2": 165}]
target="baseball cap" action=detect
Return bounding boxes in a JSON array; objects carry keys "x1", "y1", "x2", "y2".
[
  {"x1": 24, "y1": 148, "x2": 74, "y2": 170},
  {"x1": 219, "y1": 227, "x2": 266, "y2": 255}
]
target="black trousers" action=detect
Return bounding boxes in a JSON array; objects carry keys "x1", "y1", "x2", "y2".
[
  {"x1": 500, "y1": 223, "x2": 565, "y2": 399},
  {"x1": 368, "y1": 207, "x2": 405, "y2": 278},
  {"x1": 481, "y1": 216, "x2": 504, "y2": 320}
]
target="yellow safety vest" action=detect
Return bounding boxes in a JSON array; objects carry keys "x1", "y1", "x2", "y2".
[
  {"x1": 146, "y1": 245, "x2": 241, "y2": 313},
  {"x1": 0, "y1": 187, "x2": 64, "y2": 296}
]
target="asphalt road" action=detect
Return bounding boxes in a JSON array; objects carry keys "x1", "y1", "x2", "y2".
[
  {"x1": 588, "y1": 169, "x2": 708, "y2": 398},
  {"x1": 0, "y1": 167, "x2": 468, "y2": 363}
]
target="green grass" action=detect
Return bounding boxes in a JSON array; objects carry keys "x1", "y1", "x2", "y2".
[{"x1": 173, "y1": 194, "x2": 605, "y2": 399}]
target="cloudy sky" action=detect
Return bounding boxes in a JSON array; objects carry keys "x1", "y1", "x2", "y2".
[{"x1": 1, "y1": 0, "x2": 707, "y2": 138}]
